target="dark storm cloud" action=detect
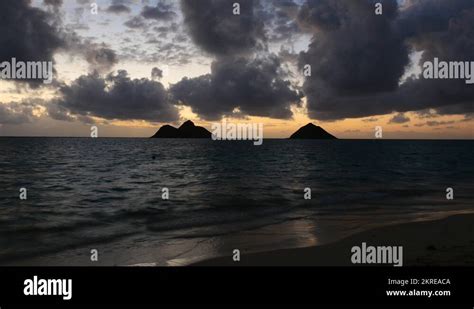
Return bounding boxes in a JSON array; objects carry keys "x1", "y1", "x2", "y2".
[
  {"x1": 174, "y1": 0, "x2": 303, "y2": 120},
  {"x1": 395, "y1": 0, "x2": 474, "y2": 117},
  {"x1": 299, "y1": 0, "x2": 407, "y2": 97},
  {"x1": 297, "y1": 0, "x2": 345, "y2": 32},
  {"x1": 171, "y1": 56, "x2": 302, "y2": 120},
  {"x1": 51, "y1": 70, "x2": 179, "y2": 123},
  {"x1": 5, "y1": 0, "x2": 64, "y2": 55},
  {"x1": 298, "y1": 0, "x2": 474, "y2": 120},
  {"x1": 180, "y1": 0, "x2": 266, "y2": 57},
  {"x1": 0, "y1": 0, "x2": 119, "y2": 89},
  {"x1": 0, "y1": 0, "x2": 64, "y2": 86},
  {"x1": 266, "y1": 0, "x2": 301, "y2": 41}
]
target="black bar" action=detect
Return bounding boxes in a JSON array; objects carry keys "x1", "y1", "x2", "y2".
[{"x1": 0, "y1": 267, "x2": 472, "y2": 307}]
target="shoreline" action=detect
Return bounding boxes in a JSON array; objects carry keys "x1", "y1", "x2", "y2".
[{"x1": 192, "y1": 213, "x2": 474, "y2": 266}]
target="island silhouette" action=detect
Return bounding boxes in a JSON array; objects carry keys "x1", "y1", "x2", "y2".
[
  {"x1": 151, "y1": 121, "x2": 337, "y2": 139},
  {"x1": 289, "y1": 123, "x2": 337, "y2": 139},
  {"x1": 151, "y1": 120, "x2": 212, "y2": 138}
]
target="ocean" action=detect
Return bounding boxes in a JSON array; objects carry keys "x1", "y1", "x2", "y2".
[{"x1": 0, "y1": 138, "x2": 472, "y2": 266}]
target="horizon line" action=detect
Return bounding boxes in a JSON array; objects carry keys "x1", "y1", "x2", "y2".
[{"x1": 0, "y1": 136, "x2": 472, "y2": 141}]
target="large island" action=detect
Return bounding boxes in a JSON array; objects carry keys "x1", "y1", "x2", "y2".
[
  {"x1": 151, "y1": 120, "x2": 211, "y2": 138},
  {"x1": 290, "y1": 123, "x2": 337, "y2": 139}
]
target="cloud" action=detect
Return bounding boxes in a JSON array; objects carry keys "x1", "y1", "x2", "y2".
[
  {"x1": 298, "y1": 0, "x2": 474, "y2": 120},
  {"x1": 141, "y1": 2, "x2": 177, "y2": 20},
  {"x1": 0, "y1": 100, "x2": 43, "y2": 125},
  {"x1": 84, "y1": 45, "x2": 119, "y2": 73},
  {"x1": 298, "y1": 0, "x2": 409, "y2": 120},
  {"x1": 151, "y1": 67, "x2": 163, "y2": 80},
  {"x1": 298, "y1": 0, "x2": 347, "y2": 32},
  {"x1": 0, "y1": 0, "x2": 120, "y2": 89},
  {"x1": 393, "y1": 0, "x2": 474, "y2": 116},
  {"x1": 262, "y1": 0, "x2": 301, "y2": 42},
  {"x1": 180, "y1": 0, "x2": 266, "y2": 57},
  {"x1": 124, "y1": 16, "x2": 147, "y2": 29},
  {"x1": 361, "y1": 117, "x2": 379, "y2": 122},
  {"x1": 51, "y1": 70, "x2": 179, "y2": 123},
  {"x1": 278, "y1": 47, "x2": 299, "y2": 64},
  {"x1": 9, "y1": 0, "x2": 64, "y2": 54},
  {"x1": 175, "y1": 0, "x2": 304, "y2": 120},
  {"x1": 47, "y1": 103, "x2": 75, "y2": 122},
  {"x1": 63, "y1": 31, "x2": 119, "y2": 73},
  {"x1": 425, "y1": 120, "x2": 456, "y2": 127},
  {"x1": 171, "y1": 55, "x2": 302, "y2": 120},
  {"x1": 0, "y1": 0, "x2": 65, "y2": 86},
  {"x1": 107, "y1": 4, "x2": 131, "y2": 14},
  {"x1": 388, "y1": 113, "x2": 410, "y2": 124},
  {"x1": 44, "y1": 0, "x2": 63, "y2": 7}
]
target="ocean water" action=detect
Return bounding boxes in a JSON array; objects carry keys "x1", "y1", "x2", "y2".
[{"x1": 0, "y1": 138, "x2": 472, "y2": 266}]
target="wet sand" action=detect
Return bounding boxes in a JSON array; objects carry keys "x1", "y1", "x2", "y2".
[{"x1": 193, "y1": 214, "x2": 474, "y2": 266}]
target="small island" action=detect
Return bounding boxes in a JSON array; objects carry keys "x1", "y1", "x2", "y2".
[
  {"x1": 151, "y1": 120, "x2": 211, "y2": 138},
  {"x1": 290, "y1": 123, "x2": 337, "y2": 139}
]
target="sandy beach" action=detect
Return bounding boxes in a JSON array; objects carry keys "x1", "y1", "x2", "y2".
[{"x1": 193, "y1": 214, "x2": 474, "y2": 266}]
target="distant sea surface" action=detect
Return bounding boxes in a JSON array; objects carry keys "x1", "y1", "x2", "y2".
[{"x1": 0, "y1": 138, "x2": 472, "y2": 266}]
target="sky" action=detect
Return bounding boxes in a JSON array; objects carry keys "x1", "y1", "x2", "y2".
[{"x1": 0, "y1": 0, "x2": 473, "y2": 139}]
